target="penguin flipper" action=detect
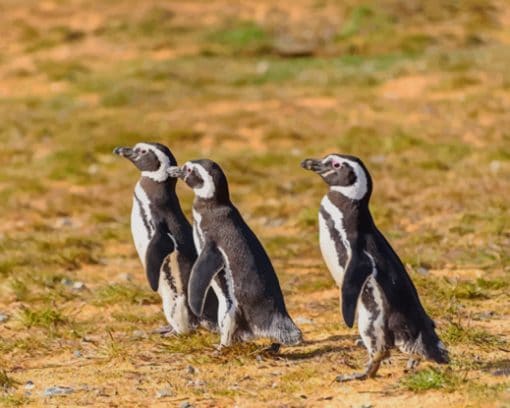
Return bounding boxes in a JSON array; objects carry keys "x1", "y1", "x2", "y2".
[
  {"x1": 341, "y1": 251, "x2": 374, "y2": 328},
  {"x1": 145, "y1": 227, "x2": 175, "y2": 291},
  {"x1": 188, "y1": 241, "x2": 224, "y2": 317}
]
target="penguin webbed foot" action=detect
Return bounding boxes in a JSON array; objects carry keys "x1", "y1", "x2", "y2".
[
  {"x1": 335, "y1": 362, "x2": 378, "y2": 383},
  {"x1": 336, "y1": 350, "x2": 388, "y2": 382},
  {"x1": 354, "y1": 337, "x2": 364, "y2": 347},
  {"x1": 153, "y1": 325, "x2": 175, "y2": 336},
  {"x1": 335, "y1": 372, "x2": 368, "y2": 382},
  {"x1": 404, "y1": 357, "x2": 421, "y2": 373},
  {"x1": 262, "y1": 343, "x2": 281, "y2": 354}
]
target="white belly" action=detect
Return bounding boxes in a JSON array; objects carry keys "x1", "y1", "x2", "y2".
[
  {"x1": 131, "y1": 183, "x2": 154, "y2": 267},
  {"x1": 319, "y1": 212, "x2": 345, "y2": 287},
  {"x1": 192, "y1": 208, "x2": 205, "y2": 252},
  {"x1": 319, "y1": 195, "x2": 351, "y2": 288}
]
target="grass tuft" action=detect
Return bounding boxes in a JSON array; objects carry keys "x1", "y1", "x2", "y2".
[
  {"x1": 19, "y1": 307, "x2": 68, "y2": 330},
  {"x1": 0, "y1": 370, "x2": 18, "y2": 390},
  {"x1": 400, "y1": 368, "x2": 462, "y2": 392},
  {"x1": 95, "y1": 284, "x2": 159, "y2": 306},
  {"x1": 442, "y1": 322, "x2": 507, "y2": 349},
  {"x1": 0, "y1": 394, "x2": 29, "y2": 407}
]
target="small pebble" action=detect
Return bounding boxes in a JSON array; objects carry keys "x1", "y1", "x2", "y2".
[
  {"x1": 117, "y1": 273, "x2": 132, "y2": 282},
  {"x1": 180, "y1": 401, "x2": 193, "y2": 408},
  {"x1": 0, "y1": 313, "x2": 8, "y2": 323},
  {"x1": 132, "y1": 330, "x2": 146, "y2": 339},
  {"x1": 256, "y1": 61, "x2": 269, "y2": 75},
  {"x1": 256, "y1": 355, "x2": 263, "y2": 362},
  {"x1": 417, "y1": 267, "x2": 429, "y2": 276},
  {"x1": 25, "y1": 381, "x2": 35, "y2": 390},
  {"x1": 72, "y1": 281, "x2": 86, "y2": 290},
  {"x1": 155, "y1": 388, "x2": 172, "y2": 398},
  {"x1": 61, "y1": 278, "x2": 74, "y2": 287},
  {"x1": 43, "y1": 386, "x2": 74, "y2": 397},
  {"x1": 55, "y1": 217, "x2": 74, "y2": 229},
  {"x1": 295, "y1": 316, "x2": 314, "y2": 325},
  {"x1": 477, "y1": 311, "x2": 495, "y2": 320},
  {"x1": 88, "y1": 164, "x2": 99, "y2": 175},
  {"x1": 73, "y1": 350, "x2": 82, "y2": 358},
  {"x1": 489, "y1": 160, "x2": 501, "y2": 174}
]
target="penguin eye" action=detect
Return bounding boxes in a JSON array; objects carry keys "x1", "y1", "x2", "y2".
[
  {"x1": 141, "y1": 149, "x2": 147, "y2": 155},
  {"x1": 333, "y1": 162, "x2": 341, "y2": 169},
  {"x1": 187, "y1": 167, "x2": 192, "y2": 173}
]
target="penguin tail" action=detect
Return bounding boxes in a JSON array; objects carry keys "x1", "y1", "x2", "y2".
[
  {"x1": 269, "y1": 315, "x2": 303, "y2": 346},
  {"x1": 421, "y1": 331, "x2": 449, "y2": 364}
]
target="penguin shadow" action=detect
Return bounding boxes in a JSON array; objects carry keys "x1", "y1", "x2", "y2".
[
  {"x1": 303, "y1": 334, "x2": 360, "y2": 345},
  {"x1": 482, "y1": 358, "x2": 510, "y2": 377},
  {"x1": 276, "y1": 334, "x2": 360, "y2": 361}
]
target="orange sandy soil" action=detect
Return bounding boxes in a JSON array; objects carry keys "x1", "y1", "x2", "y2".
[{"x1": 0, "y1": 0, "x2": 509, "y2": 407}]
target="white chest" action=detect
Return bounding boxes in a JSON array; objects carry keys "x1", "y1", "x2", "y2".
[
  {"x1": 192, "y1": 208, "x2": 205, "y2": 253},
  {"x1": 131, "y1": 182, "x2": 155, "y2": 266},
  {"x1": 319, "y1": 195, "x2": 351, "y2": 287}
]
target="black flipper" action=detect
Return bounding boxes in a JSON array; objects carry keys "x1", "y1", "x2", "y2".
[
  {"x1": 145, "y1": 225, "x2": 175, "y2": 291},
  {"x1": 188, "y1": 241, "x2": 224, "y2": 317},
  {"x1": 341, "y1": 250, "x2": 374, "y2": 328}
]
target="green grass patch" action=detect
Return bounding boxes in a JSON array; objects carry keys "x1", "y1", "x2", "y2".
[
  {"x1": 0, "y1": 369, "x2": 17, "y2": 390},
  {"x1": 400, "y1": 367, "x2": 462, "y2": 392},
  {"x1": 96, "y1": 6, "x2": 177, "y2": 46},
  {"x1": 476, "y1": 277, "x2": 509, "y2": 291},
  {"x1": 36, "y1": 59, "x2": 89, "y2": 82},
  {"x1": 25, "y1": 25, "x2": 85, "y2": 52},
  {"x1": 0, "y1": 394, "x2": 30, "y2": 407},
  {"x1": 442, "y1": 322, "x2": 507, "y2": 349},
  {"x1": 450, "y1": 281, "x2": 489, "y2": 300},
  {"x1": 18, "y1": 307, "x2": 68, "y2": 330},
  {"x1": 295, "y1": 273, "x2": 334, "y2": 294},
  {"x1": 95, "y1": 284, "x2": 159, "y2": 306},
  {"x1": 207, "y1": 21, "x2": 270, "y2": 55},
  {"x1": 160, "y1": 332, "x2": 217, "y2": 354},
  {"x1": 111, "y1": 310, "x2": 161, "y2": 324},
  {"x1": 9, "y1": 279, "x2": 29, "y2": 301}
]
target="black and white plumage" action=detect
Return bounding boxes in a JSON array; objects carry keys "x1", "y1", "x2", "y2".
[
  {"x1": 114, "y1": 143, "x2": 217, "y2": 334},
  {"x1": 301, "y1": 154, "x2": 448, "y2": 381},
  {"x1": 167, "y1": 159, "x2": 302, "y2": 348}
]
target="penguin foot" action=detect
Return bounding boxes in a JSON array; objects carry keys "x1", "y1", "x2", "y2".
[
  {"x1": 382, "y1": 357, "x2": 394, "y2": 366},
  {"x1": 354, "y1": 338, "x2": 364, "y2": 347},
  {"x1": 404, "y1": 358, "x2": 421, "y2": 373},
  {"x1": 200, "y1": 320, "x2": 219, "y2": 333},
  {"x1": 262, "y1": 343, "x2": 281, "y2": 354},
  {"x1": 212, "y1": 344, "x2": 228, "y2": 354},
  {"x1": 153, "y1": 325, "x2": 175, "y2": 336},
  {"x1": 335, "y1": 372, "x2": 368, "y2": 382}
]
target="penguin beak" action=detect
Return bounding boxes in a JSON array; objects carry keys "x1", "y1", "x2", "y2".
[
  {"x1": 167, "y1": 166, "x2": 185, "y2": 179},
  {"x1": 301, "y1": 158, "x2": 326, "y2": 173},
  {"x1": 113, "y1": 146, "x2": 137, "y2": 160}
]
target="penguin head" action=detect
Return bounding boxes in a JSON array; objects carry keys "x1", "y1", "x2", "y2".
[
  {"x1": 301, "y1": 154, "x2": 372, "y2": 201},
  {"x1": 113, "y1": 142, "x2": 177, "y2": 182},
  {"x1": 167, "y1": 159, "x2": 230, "y2": 202}
]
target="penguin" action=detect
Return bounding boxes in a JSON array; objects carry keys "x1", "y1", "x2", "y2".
[
  {"x1": 113, "y1": 143, "x2": 217, "y2": 334},
  {"x1": 301, "y1": 153, "x2": 449, "y2": 381},
  {"x1": 166, "y1": 159, "x2": 302, "y2": 348}
]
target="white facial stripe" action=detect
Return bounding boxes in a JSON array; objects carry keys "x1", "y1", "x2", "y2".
[
  {"x1": 327, "y1": 156, "x2": 368, "y2": 200},
  {"x1": 190, "y1": 163, "x2": 215, "y2": 199},
  {"x1": 321, "y1": 169, "x2": 336, "y2": 177},
  {"x1": 136, "y1": 143, "x2": 170, "y2": 182}
]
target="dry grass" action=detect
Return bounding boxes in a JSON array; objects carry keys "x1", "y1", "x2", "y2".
[{"x1": 0, "y1": 0, "x2": 509, "y2": 406}]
